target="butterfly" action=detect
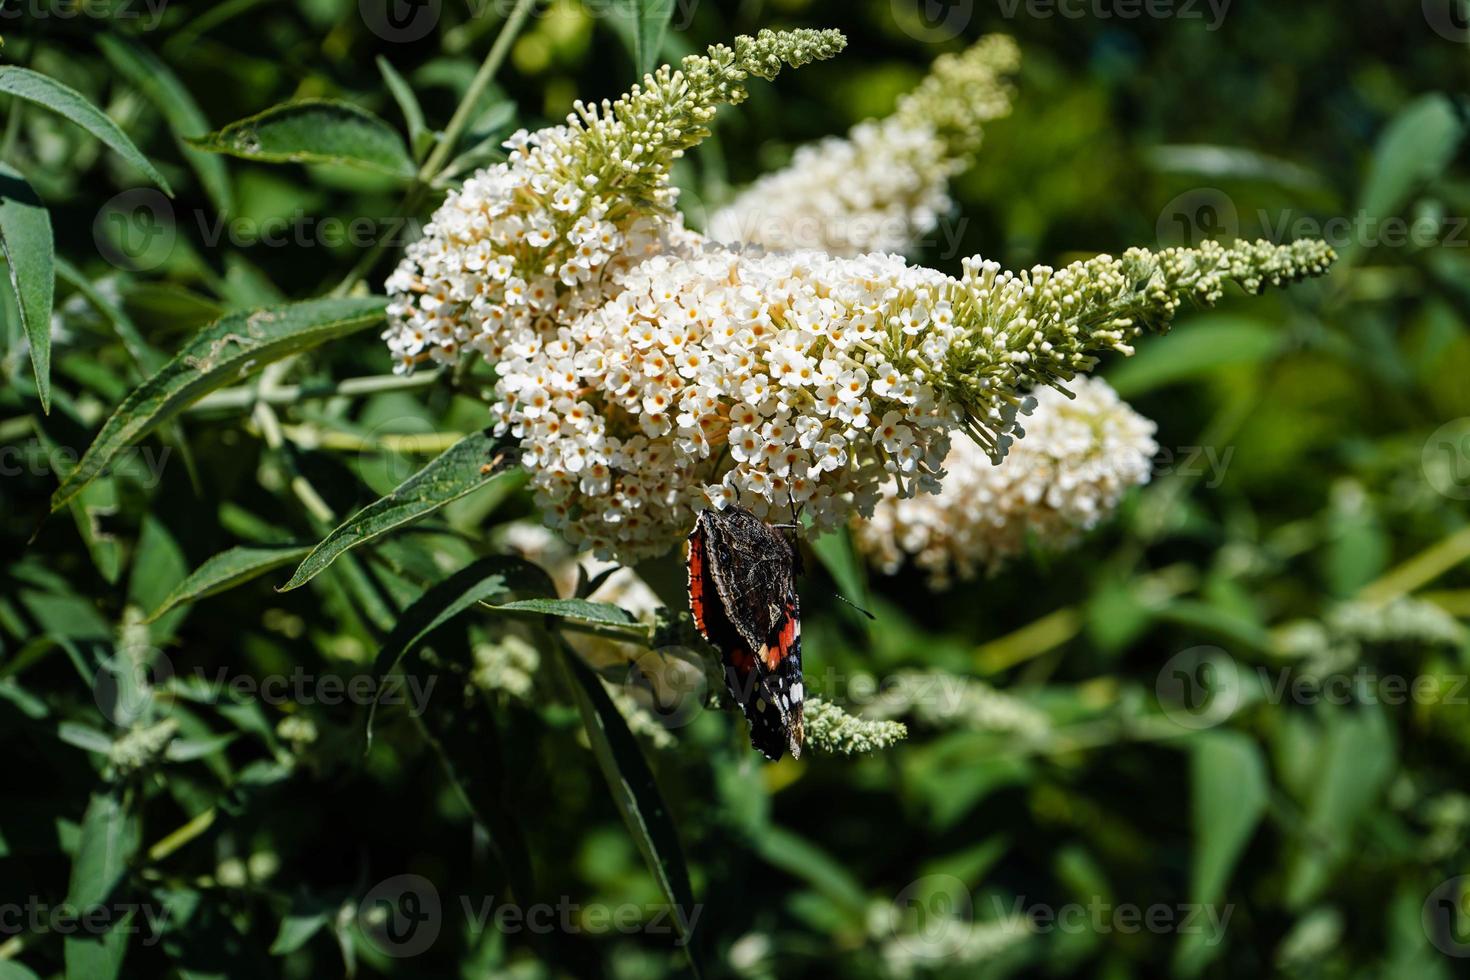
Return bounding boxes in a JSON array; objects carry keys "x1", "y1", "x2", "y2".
[{"x1": 686, "y1": 506, "x2": 804, "y2": 760}]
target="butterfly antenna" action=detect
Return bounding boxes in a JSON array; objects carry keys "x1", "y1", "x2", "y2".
[{"x1": 832, "y1": 590, "x2": 877, "y2": 621}]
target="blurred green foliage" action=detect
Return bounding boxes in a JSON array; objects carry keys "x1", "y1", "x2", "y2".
[{"x1": 2, "y1": 1, "x2": 1469, "y2": 978}]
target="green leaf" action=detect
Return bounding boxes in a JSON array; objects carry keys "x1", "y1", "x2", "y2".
[
  {"x1": 96, "y1": 34, "x2": 234, "y2": 214},
  {"x1": 187, "y1": 99, "x2": 416, "y2": 179},
  {"x1": 562, "y1": 642, "x2": 702, "y2": 973},
  {"x1": 749, "y1": 825, "x2": 869, "y2": 922},
  {"x1": 64, "y1": 791, "x2": 140, "y2": 980},
  {"x1": 1145, "y1": 144, "x2": 1328, "y2": 194},
  {"x1": 613, "y1": 0, "x2": 678, "y2": 77},
  {"x1": 370, "y1": 555, "x2": 552, "y2": 679},
  {"x1": 0, "y1": 163, "x2": 54, "y2": 413},
  {"x1": 1284, "y1": 709, "x2": 1396, "y2": 908},
  {"x1": 165, "y1": 733, "x2": 239, "y2": 762},
  {"x1": 490, "y1": 597, "x2": 640, "y2": 629},
  {"x1": 146, "y1": 545, "x2": 311, "y2": 623},
  {"x1": 1105, "y1": 315, "x2": 1283, "y2": 398},
  {"x1": 0, "y1": 66, "x2": 173, "y2": 195},
  {"x1": 56, "y1": 257, "x2": 162, "y2": 372},
  {"x1": 0, "y1": 962, "x2": 42, "y2": 980},
  {"x1": 1355, "y1": 94, "x2": 1463, "y2": 253},
  {"x1": 280, "y1": 429, "x2": 517, "y2": 591},
  {"x1": 1174, "y1": 732, "x2": 1268, "y2": 977},
  {"x1": 51, "y1": 296, "x2": 387, "y2": 512},
  {"x1": 376, "y1": 56, "x2": 430, "y2": 163},
  {"x1": 366, "y1": 556, "x2": 554, "y2": 742},
  {"x1": 58, "y1": 721, "x2": 115, "y2": 755},
  {"x1": 270, "y1": 907, "x2": 330, "y2": 956}
]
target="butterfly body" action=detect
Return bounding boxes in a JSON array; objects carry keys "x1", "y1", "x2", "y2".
[{"x1": 686, "y1": 506, "x2": 804, "y2": 760}]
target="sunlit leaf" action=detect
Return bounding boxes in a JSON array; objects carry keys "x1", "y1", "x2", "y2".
[
  {"x1": 51, "y1": 296, "x2": 387, "y2": 511},
  {"x1": 97, "y1": 34, "x2": 234, "y2": 214},
  {"x1": 376, "y1": 56, "x2": 430, "y2": 163},
  {"x1": 187, "y1": 100, "x2": 416, "y2": 179},
  {"x1": 0, "y1": 163, "x2": 54, "y2": 412},
  {"x1": 0, "y1": 66, "x2": 173, "y2": 195},
  {"x1": 146, "y1": 545, "x2": 311, "y2": 623},
  {"x1": 612, "y1": 0, "x2": 677, "y2": 77},
  {"x1": 281, "y1": 429, "x2": 518, "y2": 591},
  {"x1": 491, "y1": 597, "x2": 640, "y2": 630}
]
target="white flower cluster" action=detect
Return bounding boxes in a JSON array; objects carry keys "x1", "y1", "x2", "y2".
[
  {"x1": 490, "y1": 238, "x2": 1333, "y2": 563},
  {"x1": 493, "y1": 247, "x2": 969, "y2": 560},
  {"x1": 383, "y1": 28, "x2": 848, "y2": 374},
  {"x1": 707, "y1": 35, "x2": 1019, "y2": 257},
  {"x1": 852, "y1": 378, "x2": 1158, "y2": 585},
  {"x1": 382, "y1": 148, "x2": 694, "y2": 374}
]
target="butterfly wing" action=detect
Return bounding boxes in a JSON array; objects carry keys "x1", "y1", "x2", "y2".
[{"x1": 687, "y1": 508, "x2": 804, "y2": 759}]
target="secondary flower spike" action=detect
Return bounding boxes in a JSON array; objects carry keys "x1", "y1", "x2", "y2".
[
  {"x1": 852, "y1": 377, "x2": 1158, "y2": 586},
  {"x1": 708, "y1": 35, "x2": 1020, "y2": 256},
  {"x1": 383, "y1": 29, "x2": 847, "y2": 374},
  {"x1": 492, "y1": 238, "x2": 1334, "y2": 563}
]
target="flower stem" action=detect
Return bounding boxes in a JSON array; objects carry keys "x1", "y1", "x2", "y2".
[
  {"x1": 418, "y1": 0, "x2": 537, "y2": 183},
  {"x1": 330, "y1": 0, "x2": 538, "y2": 298}
]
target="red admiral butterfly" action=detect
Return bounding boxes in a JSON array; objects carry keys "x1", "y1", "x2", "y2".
[{"x1": 687, "y1": 506, "x2": 804, "y2": 760}]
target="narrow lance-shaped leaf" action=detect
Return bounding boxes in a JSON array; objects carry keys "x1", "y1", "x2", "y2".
[
  {"x1": 491, "y1": 597, "x2": 642, "y2": 631},
  {"x1": 1174, "y1": 732, "x2": 1268, "y2": 977},
  {"x1": 64, "y1": 790, "x2": 140, "y2": 980},
  {"x1": 366, "y1": 556, "x2": 555, "y2": 744},
  {"x1": 55, "y1": 256, "x2": 162, "y2": 372},
  {"x1": 561, "y1": 642, "x2": 702, "y2": 972},
  {"x1": 51, "y1": 296, "x2": 387, "y2": 511},
  {"x1": 614, "y1": 0, "x2": 678, "y2": 77},
  {"x1": 0, "y1": 66, "x2": 173, "y2": 194},
  {"x1": 187, "y1": 100, "x2": 416, "y2": 179},
  {"x1": 0, "y1": 163, "x2": 54, "y2": 413},
  {"x1": 96, "y1": 34, "x2": 234, "y2": 214},
  {"x1": 281, "y1": 429, "x2": 520, "y2": 591},
  {"x1": 146, "y1": 545, "x2": 312, "y2": 623},
  {"x1": 376, "y1": 56, "x2": 430, "y2": 162}
]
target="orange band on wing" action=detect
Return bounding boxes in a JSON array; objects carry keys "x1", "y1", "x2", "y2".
[
  {"x1": 759, "y1": 610, "x2": 800, "y2": 671},
  {"x1": 687, "y1": 534, "x2": 711, "y2": 639}
]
